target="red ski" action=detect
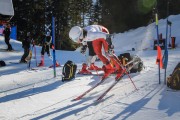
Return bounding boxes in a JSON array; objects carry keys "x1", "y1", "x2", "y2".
[
  {"x1": 95, "y1": 74, "x2": 125, "y2": 103},
  {"x1": 72, "y1": 77, "x2": 107, "y2": 101},
  {"x1": 95, "y1": 61, "x2": 137, "y2": 103}
]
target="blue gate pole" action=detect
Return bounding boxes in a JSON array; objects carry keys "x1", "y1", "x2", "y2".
[
  {"x1": 52, "y1": 17, "x2": 56, "y2": 77},
  {"x1": 155, "y1": 13, "x2": 161, "y2": 84}
]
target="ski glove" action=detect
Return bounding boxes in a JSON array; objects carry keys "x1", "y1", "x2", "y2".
[
  {"x1": 106, "y1": 34, "x2": 114, "y2": 49},
  {"x1": 80, "y1": 45, "x2": 87, "y2": 54},
  {"x1": 105, "y1": 49, "x2": 114, "y2": 57}
]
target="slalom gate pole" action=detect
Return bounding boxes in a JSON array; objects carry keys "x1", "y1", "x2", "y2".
[
  {"x1": 164, "y1": 1, "x2": 170, "y2": 84},
  {"x1": 52, "y1": 17, "x2": 56, "y2": 77},
  {"x1": 164, "y1": 20, "x2": 168, "y2": 84},
  {"x1": 34, "y1": 44, "x2": 37, "y2": 67},
  {"x1": 169, "y1": 23, "x2": 171, "y2": 46},
  {"x1": 28, "y1": 44, "x2": 34, "y2": 69},
  {"x1": 111, "y1": 54, "x2": 138, "y2": 90},
  {"x1": 155, "y1": 12, "x2": 161, "y2": 84}
]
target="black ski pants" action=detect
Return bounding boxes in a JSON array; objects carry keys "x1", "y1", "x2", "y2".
[
  {"x1": 21, "y1": 47, "x2": 30, "y2": 62},
  {"x1": 5, "y1": 37, "x2": 13, "y2": 50}
]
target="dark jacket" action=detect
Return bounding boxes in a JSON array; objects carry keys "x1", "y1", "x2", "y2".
[
  {"x1": 3, "y1": 27, "x2": 11, "y2": 38},
  {"x1": 22, "y1": 36, "x2": 31, "y2": 49}
]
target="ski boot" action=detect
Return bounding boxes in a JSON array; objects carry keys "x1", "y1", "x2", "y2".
[
  {"x1": 115, "y1": 69, "x2": 126, "y2": 80},
  {"x1": 78, "y1": 63, "x2": 92, "y2": 74},
  {"x1": 88, "y1": 63, "x2": 102, "y2": 71},
  {"x1": 38, "y1": 60, "x2": 44, "y2": 67},
  {"x1": 102, "y1": 63, "x2": 115, "y2": 80},
  {"x1": 19, "y1": 60, "x2": 27, "y2": 63},
  {"x1": 49, "y1": 62, "x2": 60, "y2": 68}
]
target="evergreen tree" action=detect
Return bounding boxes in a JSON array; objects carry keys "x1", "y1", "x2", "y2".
[{"x1": 11, "y1": 0, "x2": 180, "y2": 50}]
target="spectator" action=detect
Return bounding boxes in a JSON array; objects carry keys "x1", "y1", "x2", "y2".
[
  {"x1": 38, "y1": 32, "x2": 60, "y2": 67},
  {"x1": 3, "y1": 23, "x2": 13, "y2": 51},
  {"x1": 20, "y1": 32, "x2": 31, "y2": 63}
]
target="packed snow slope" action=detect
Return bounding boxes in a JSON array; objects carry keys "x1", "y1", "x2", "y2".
[{"x1": 0, "y1": 14, "x2": 180, "y2": 120}]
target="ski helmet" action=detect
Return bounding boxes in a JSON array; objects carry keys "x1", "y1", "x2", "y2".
[{"x1": 69, "y1": 26, "x2": 83, "y2": 43}]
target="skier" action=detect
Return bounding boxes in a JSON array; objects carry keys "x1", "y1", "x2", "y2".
[
  {"x1": 3, "y1": 23, "x2": 13, "y2": 51},
  {"x1": 77, "y1": 25, "x2": 110, "y2": 74},
  {"x1": 20, "y1": 32, "x2": 31, "y2": 63},
  {"x1": 38, "y1": 32, "x2": 60, "y2": 67},
  {"x1": 69, "y1": 25, "x2": 124, "y2": 80}
]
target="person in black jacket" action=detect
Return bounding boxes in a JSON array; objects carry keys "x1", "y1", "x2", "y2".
[
  {"x1": 38, "y1": 32, "x2": 52, "y2": 66},
  {"x1": 20, "y1": 32, "x2": 31, "y2": 63},
  {"x1": 38, "y1": 32, "x2": 60, "y2": 67},
  {"x1": 3, "y1": 23, "x2": 13, "y2": 51}
]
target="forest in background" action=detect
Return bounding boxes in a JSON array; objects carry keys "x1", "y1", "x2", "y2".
[{"x1": 10, "y1": 0, "x2": 180, "y2": 50}]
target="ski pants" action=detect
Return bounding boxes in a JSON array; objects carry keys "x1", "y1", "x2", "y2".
[
  {"x1": 41, "y1": 45, "x2": 50, "y2": 56},
  {"x1": 86, "y1": 55, "x2": 97, "y2": 65},
  {"x1": 5, "y1": 37, "x2": 13, "y2": 50},
  {"x1": 92, "y1": 38, "x2": 109, "y2": 65},
  {"x1": 86, "y1": 41, "x2": 97, "y2": 65},
  {"x1": 21, "y1": 47, "x2": 29, "y2": 62},
  {"x1": 92, "y1": 38, "x2": 121, "y2": 70}
]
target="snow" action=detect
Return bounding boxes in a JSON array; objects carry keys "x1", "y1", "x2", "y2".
[{"x1": 0, "y1": 14, "x2": 180, "y2": 120}]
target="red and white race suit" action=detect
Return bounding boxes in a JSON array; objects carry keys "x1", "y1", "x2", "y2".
[
  {"x1": 82, "y1": 25, "x2": 122, "y2": 71},
  {"x1": 82, "y1": 25, "x2": 110, "y2": 65}
]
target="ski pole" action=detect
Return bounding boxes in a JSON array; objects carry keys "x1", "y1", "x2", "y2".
[
  {"x1": 33, "y1": 43, "x2": 37, "y2": 66},
  {"x1": 28, "y1": 44, "x2": 34, "y2": 69},
  {"x1": 111, "y1": 53, "x2": 138, "y2": 90}
]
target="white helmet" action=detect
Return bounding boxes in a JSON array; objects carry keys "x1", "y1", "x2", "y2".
[{"x1": 69, "y1": 26, "x2": 83, "y2": 43}]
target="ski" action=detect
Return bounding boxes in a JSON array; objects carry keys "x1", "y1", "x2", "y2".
[
  {"x1": 9, "y1": 62, "x2": 27, "y2": 64},
  {"x1": 0, "y1": 49, "x2": 20, "y2": 53},
  {"x1": 72, "y1": 77, "x2": 107, "y2": 101},
  {"x1": 95, "y1": 74, "x2": 125, "y2": 103},
  {"x1": 76, "y1": 71, "x2": 104, "y2": 76}
]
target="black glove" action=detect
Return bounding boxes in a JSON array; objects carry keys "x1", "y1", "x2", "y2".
[
  {"x1": 105, "y1": 49, "x2": 114, "y2": 57},
  {"x1": 80, "y1": 45, "x2": 87, "y2": 54},
  {"x1": 108, "y1": 49, "x2": 114, "y2": 56},
  {"x1": 106, "y1": 34, "x2": 114, "y2": 49}
]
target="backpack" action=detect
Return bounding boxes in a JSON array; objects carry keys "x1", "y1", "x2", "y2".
[
  {"x1": 130, "y1": 55, "x2": 144, "y2": 73},
  {"x1": 167, "y1": 62, "x2": 180, "y2": 90},
  {"x1": 0, "y1": 60, "x2": 6, "y2": 67},
  {"x1": 118, "y1": 53, "x2": 132, "y2": 66},
  {"x1": 62, "y1": 60, "x2": 77, "y2": 82}
]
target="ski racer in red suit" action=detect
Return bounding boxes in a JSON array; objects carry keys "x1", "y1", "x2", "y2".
[{"x1": 69, "y1": 25, "x2": 123, "y2": 80}]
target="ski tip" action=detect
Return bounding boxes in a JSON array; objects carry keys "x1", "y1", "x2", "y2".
[
  {"x1": 71, "y1": 99, "x2": 76, "y2": 102},
  {"x1": 77, "y1": 72, "x2": 92, "y2": 75},
  {"x1": 94, "y1": 99, "x2": 104, "y2": 105},
  {"x1": 71, "y1": 98, "x2": 80, "y2": 101}
]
